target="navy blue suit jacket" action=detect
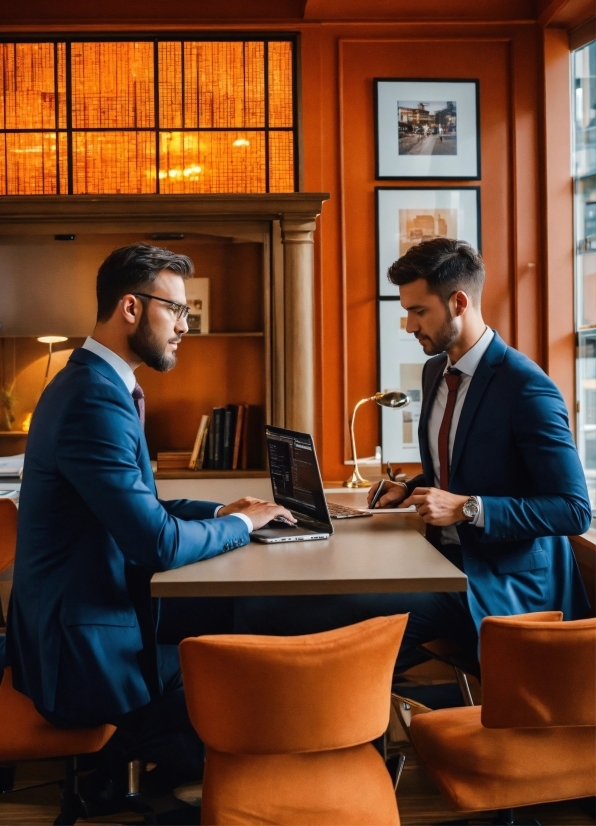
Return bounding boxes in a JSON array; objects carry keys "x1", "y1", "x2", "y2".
[
  {"x1": 7, "y1": 348, "x2": 250, "y2": 725},
  {"x1": 408, "y1": 331, "x2": 591, "y2": 631}
]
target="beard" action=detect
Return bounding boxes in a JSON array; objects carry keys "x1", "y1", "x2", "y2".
[
  {"x1": 416, "y1": 305, "x2": 458, "y2": 356},
  {"x1": 128, "y1": 312, "x2": 177, "y2": 372}
]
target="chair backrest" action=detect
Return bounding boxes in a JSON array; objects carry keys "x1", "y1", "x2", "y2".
[
  {"x1": 180, "y1": 614, "x2": 408, "y2": 754},
  {"x1": 480, "y1": 611, "x2": 596, "y2": 728},
  {"x1": 0, "y1": 499, "x2": 17, "y2": 574}
]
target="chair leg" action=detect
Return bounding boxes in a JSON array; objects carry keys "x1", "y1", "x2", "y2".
[
  {"x1": 124, "y1": 760, "x2": 157, "y2": 825},
  {"x1": 53, "y1": 756, "x2": 87, "y2": 825},
  {"x1": 386, "y1": 752, "x2": 406, "y2": 792},
  {"x1": 453, "y1": 666, "x2": 475, "y2": 706},
  {"x1": 0, "y1": 763, "x2": 15, "y2": 792}
]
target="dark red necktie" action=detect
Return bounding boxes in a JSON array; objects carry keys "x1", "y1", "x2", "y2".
[
  {"x1": 438, "y1": 368, "x2": 462, "y2": 490},
  {"x1": 132, "y1": 383, "x2": 145, "y2": 430}
]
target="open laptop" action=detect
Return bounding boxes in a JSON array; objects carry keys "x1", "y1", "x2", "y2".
[{"x1": 251, "y1": 425, "x2": 334, "y2": 543}]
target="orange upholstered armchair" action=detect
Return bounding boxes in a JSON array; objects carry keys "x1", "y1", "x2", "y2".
[
  {"x1": 179, "y1": 614, "x2": 408, "y2": 826},
  {"x1": 410, "y1": 611, "x2": 596, "y2": 825}
]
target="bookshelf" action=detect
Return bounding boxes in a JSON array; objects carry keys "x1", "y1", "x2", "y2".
[{"x1": 0, "y1": 194, "x2": 329, "y2": 477}]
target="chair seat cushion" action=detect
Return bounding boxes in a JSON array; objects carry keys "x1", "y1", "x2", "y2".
[
  {"x1": 0, "y1": 669, "x2": 115, "y2": 761},
  {"x1": 202, "y1": 743, "x2": 400, "y2": 826},
  {"x1": 410, "y1": 706, "x2": 596, "y2": 812}
]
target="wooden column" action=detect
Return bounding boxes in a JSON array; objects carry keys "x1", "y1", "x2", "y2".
[{"x1": 281, "y1": 214, "x2": 317, "y2": 434}]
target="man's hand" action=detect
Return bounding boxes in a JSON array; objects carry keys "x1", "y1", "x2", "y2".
[
  {"x1": 366, "y1": 481, "x2": 408, "y2": 509},
  {"x1": 217, "y1": 497, "x2": 297, "y2": 531},
  {"x1": 402, "y1": 487, "x2": 469, "y2": 526}
]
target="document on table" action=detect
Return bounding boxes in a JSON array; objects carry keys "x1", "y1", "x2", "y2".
[
  {"x1": 0, "y1": 454, "x2": 24, "y2": 476},
  {"x1": 360, "y1": 505, "x2": 417, "y2": 513}
]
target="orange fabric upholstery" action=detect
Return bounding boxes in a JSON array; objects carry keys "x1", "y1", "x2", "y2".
[
  {"x1": 180, "y1": 615, "x2": 407, "y2": 826},
  {"x1": 480, "y1": 614, "x2": 595, "y2": 728},
  {"x1": 202, "y1": 745, "x2": 400, "y2": 826},
  {"x1": 0, "y1": 668, "x2": 115, "y2": 761},
  {"x1": 180, "y1": 614, "x2": 408, "y2": 754},
  {"x1": 0, "y1": 498, "x2": 17, "y2": 574},
  {"x1": 410, "y1": 705, "x2": 596, "y2": 811},
  {"x1": 410, "y1": 613, "x2": 596, "y2": 812}
]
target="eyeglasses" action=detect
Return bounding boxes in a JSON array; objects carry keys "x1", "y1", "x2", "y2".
[{"x1": 133, "y1": 293, "x2": 191, "y2": 321}]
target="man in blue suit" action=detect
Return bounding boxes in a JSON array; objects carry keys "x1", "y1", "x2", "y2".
[
  {"x1": 236, "y1": 238, "x2": 591, "y2": 666},
  {"x1": 7, "y1": 243, "x2": 293, "y2": 794}
]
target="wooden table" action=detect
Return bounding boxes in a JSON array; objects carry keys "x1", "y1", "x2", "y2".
[{"x1": 151, "y1": 479, "x2": 467, "y2": 598}]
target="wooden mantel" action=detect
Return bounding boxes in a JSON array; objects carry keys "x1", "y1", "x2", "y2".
[{"x1": 0, "y1": 193, "x2": 330, "y2": 436}]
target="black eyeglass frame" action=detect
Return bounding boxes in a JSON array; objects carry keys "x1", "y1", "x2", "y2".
[{"x1": 133, "y1": 292, "x2": 191, "y2": 321}]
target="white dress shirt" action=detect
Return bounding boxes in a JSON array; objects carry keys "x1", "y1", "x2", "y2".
[
  {"x1": 426, "y1": 326, "x2": 494, "y2": 545},
  {"x1": 82, "y1": 337, "x2": 253, "y2": 532}
]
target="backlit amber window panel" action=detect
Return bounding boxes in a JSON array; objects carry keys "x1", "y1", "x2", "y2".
[
  {"x1": 73, "y1": 132, "x2": 155, "y2": 194},
  {"x1": 269, "y1": 131, "x2": 294, "y2": 193},
  {"x1": 268, "y1": 42, "x2": 293, "y2": 128},
  {"x1": 0, "y1": 38, "x2": 295, "y2": 195},
  {"x1": 71, "y1": 42, "x2": 154, "y2": 129},
  {"x1": 160, "y1": 132, "x2": 265, "y2": 193}
]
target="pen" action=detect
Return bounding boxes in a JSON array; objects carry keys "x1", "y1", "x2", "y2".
[{"x1": 369, "y1": 479, "x2": 386, "y2": 509}]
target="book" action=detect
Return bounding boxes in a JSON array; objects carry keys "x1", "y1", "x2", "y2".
[
  {"x1": 188, "y1": 414, "x2": 210, "y2": 470},
  {"x1": 211, "y1": 407, "x2": 226, "y2": 470},
  {"x1": 222, "y1": 405, "x2": 238, "y2": 470},
  {"x1": 157, "y1": 451, "x2": 193, "y2": 471},
  {"x1": 231, "y1": 403, "x2": 245, "y2": 470},
  {"x1": 240, "y1": 405, "x2": 265, "y2": 470},
  {"x1": 195, "y1": 416, "x2": 211, "y2": 470}
]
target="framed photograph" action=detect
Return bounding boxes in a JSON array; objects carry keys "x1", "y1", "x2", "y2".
[
  {"x1": 185, "y1": 278, "x2": 210, "y2": 334},
  {"x1": 376, "y1": 186, "x2": 481, "y2": 461},
  {"x1": 374, "y1": 79, "x2": 480, "y2": 180},
  {"x1": 376, "y1": 187, "x2": 481, "y2": 297}
]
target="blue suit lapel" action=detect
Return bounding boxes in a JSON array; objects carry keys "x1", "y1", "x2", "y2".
[{"x1": 449, "y1": 332, "x2": 507, "y2": 483}]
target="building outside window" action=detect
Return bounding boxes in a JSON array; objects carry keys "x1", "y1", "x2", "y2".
[{"x1": 573, "y1": 39, "x2": 596, "y2": 517}]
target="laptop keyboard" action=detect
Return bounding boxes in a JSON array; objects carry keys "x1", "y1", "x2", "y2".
[{"x1": 326, "y1": 501, "x2": 372, "y2": 519}]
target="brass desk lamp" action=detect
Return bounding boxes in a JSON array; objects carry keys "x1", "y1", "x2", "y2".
[
  {"x1": 344, "y1": 390, "x2": 410, "y2": 488},
  {"x1": 38, "y1": 336, "x2": 68, "y2": 391}
]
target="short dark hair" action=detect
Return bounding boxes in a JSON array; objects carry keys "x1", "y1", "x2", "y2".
[
  {"x1": 96, "y1": 243, "x2": 194, "y2": 322},
  {"x1": 387, "y1": 238, "x2": 485, "y2": 306}
]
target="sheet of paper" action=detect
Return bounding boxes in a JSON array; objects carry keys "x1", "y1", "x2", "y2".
[
  {"x1": 0, "y1": 454, "x2": 24, "y2": 476},
  {"x1": 360, "y1": 505, "x2": 417, "y2": 513}
]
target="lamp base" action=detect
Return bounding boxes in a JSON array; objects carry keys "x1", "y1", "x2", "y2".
[{"x1": 343, "y1": 470, "x2": 372, "y2": 488}]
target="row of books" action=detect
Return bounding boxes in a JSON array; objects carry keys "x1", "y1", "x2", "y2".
[{"x1": 188, "y1": 404, "x2": 264, "y2": 471}]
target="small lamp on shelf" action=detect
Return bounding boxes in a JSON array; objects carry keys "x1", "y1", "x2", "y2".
[
  {"x1": 344, "y1": 390, "x2": 410, "y2": 488},
  {"x1": 37, "y1": 335, "x2": 68, "y2": 392}
]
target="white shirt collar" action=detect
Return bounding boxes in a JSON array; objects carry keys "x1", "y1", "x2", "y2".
[
  {"x1": 82, "y1": 337, "x2": 137, "y2": 394},
  {"x1": 447, "y1": 327, "x2": 495, "y2": 377}
]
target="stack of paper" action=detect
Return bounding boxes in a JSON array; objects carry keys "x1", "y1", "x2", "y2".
[{"x1": 0, "y1": 454, "x2": 24, "y2": 476}]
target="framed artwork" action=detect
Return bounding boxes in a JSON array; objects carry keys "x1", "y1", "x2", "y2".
[
  {"x1": 374, "y1": 79, "x2": 480, "y2": 180},
  {"x1": 376, "y1": 186, "x2": 481, "y2": 461}
]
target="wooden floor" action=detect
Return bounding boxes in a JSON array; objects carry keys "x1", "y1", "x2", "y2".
[{"x1": 0, "y1": 744, "x2": 593, "y2": 825}]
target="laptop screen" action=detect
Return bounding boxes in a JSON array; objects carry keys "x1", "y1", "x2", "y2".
[{"x1": 265, "y1": 425, "x2": 331, "y2": 527}]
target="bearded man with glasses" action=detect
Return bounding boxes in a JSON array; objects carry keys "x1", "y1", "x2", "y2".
[{"x1": 6, "y1": 243, "x2": 293, "y2": 815}]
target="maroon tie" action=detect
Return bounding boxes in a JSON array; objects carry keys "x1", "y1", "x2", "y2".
[
  {"x1": 438, "y1": 369, "x2": 462, "y2": 490},
  {"x1": 132, "y1": 383, "x2": 145, "y2": 430}
]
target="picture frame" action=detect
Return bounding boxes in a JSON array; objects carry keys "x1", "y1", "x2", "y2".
[
  {"x1": 376, "y1": 186, "x2": 481, "y2": 461},
  {"x1": 374, "y1": 78, "x2": 480, "y2": 180}
]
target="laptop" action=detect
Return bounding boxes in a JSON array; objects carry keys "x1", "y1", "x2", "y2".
[{"x1": 251, "y1": 425, "x2": 334, "y2": 543}]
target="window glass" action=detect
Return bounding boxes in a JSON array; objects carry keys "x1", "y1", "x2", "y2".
[
  {"x1": 0, "y1": 38, "x2": 296, "y2": 195},
  {"x1": 573, "y1": 40, "x2": 596, "y2": 515}
]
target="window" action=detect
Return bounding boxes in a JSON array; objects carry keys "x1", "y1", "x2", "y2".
[
  {"x1": 0, "y1": 37, "x2": 296, "y2": 195},
  {"x1": 573, "y1": 40, "x2": 596, "y2": 515}
]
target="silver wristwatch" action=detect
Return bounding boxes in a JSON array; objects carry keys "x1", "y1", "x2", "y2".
[{"x1": 462, "y1": 495, "x2": 480, "y2": 520}]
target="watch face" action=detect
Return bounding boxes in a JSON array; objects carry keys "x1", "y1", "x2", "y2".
[{"x1": 463, "y1": 499, "x2": 479, "y2": 518}]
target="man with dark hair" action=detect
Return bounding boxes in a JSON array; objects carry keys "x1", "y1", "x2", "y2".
[
  {"x1": 7, "y1": 243, "x2": 293, "y2": 808},
  {"x1": 236, "y1": 237, "x2": 591, "y2": 674}
]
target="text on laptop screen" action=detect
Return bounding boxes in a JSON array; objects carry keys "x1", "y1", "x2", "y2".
[{"x1": 266, "y1": 428, "x2": 329, "y2": 524}]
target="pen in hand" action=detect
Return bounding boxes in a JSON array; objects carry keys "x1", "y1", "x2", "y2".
[{"x1": 369, "y1": 479, "x2": 386, "y2": 509}]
